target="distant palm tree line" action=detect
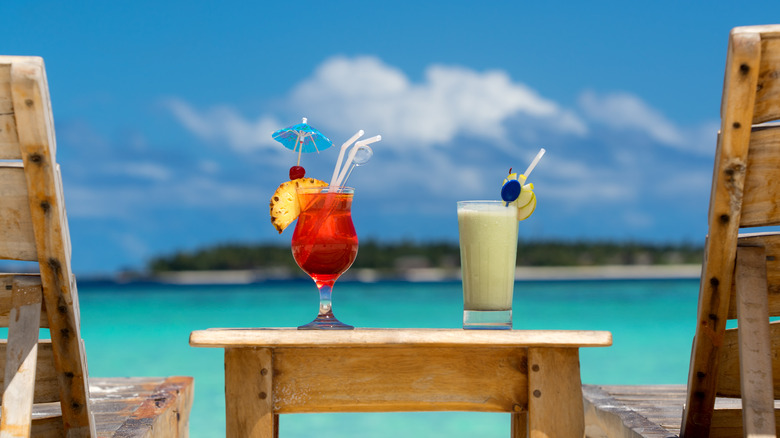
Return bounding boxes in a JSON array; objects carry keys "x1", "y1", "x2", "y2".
[{"x1": 147, "y1": 239, "x2": 703, "y2": 273}]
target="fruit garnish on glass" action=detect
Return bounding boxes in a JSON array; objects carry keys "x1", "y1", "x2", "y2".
[
  {"x1": 269, "y1": 121, "x2": 382, "y2": 329},
  {"x1": 500, "y1": 148, "x2": 545, "y2": 221}
]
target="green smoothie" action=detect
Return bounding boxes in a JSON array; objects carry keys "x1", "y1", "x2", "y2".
[{"x1": 457, "y1": 201, "x2": 518, "y2": 312}]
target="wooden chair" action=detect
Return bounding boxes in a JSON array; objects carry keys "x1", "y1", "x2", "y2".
[
  {"x1": 583, "y1": 24, "x2": 780, "y2": 438},
  {"x1": 0, "y1": 56, "x2": 194, "y2": 437}
]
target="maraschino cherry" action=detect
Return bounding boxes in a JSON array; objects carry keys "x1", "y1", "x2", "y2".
[{"x1": 289, "y1": 166, "x2": 306, "y2": 180}]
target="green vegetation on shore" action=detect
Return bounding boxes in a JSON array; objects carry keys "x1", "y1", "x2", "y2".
[{"x1": 147, "y1": 240, "x2": 703, "y2": 274}]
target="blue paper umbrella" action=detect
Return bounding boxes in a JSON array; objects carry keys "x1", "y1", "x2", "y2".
[{"x1": 272, "y1": 118, "x2": 333, "y2": 165}]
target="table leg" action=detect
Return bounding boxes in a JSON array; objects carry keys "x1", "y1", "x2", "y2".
[
  {"x1": 511, "y1": 411, "x2": 528, "y2": 438},
  {"x1": 527, "y1": 347, "x2": 584, "y2": 438},
  {"x1": 225, "y1": 347, "x2": 276, "y2": 438}
]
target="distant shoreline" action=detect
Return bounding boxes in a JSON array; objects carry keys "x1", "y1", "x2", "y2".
[{"x1": 104, "y1": 264, "x2": 702, "y2": 286}]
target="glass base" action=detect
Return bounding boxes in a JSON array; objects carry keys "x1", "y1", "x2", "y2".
[
  {"x1": 463, "y1": 309, "x2": 512, "y2": 330},
  {"x1": 298, "y1": 314, "x2": 354, "y2": 330}
]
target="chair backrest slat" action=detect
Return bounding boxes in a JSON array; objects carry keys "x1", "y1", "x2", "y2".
[
  {"x1": 754, "y1": 29, "x2": 780, "y2": 124},
  {"x1": 716, "y1": 321, "x2": 780, "y2": 399},
  {"x1": 740, "y1": 125, "x2": 780, "y2": 227},
  {"x1": 726, "y1": 233, "x2": 780, "y2": 319},
  {"x1": 0, "y1": 63, "x2": 21, "y2": 160},
  {"x1": 0, "y1": 275, "x2": 49, "y2": 327},
  {"x1": 0, "y1": 339, "x2": 60, "y2": 404},
  {"x1": 0, "y1": 163, "x2": 37, "y2": 261}
]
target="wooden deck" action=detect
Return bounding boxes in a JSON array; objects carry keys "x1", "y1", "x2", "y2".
[
  {"x1": 584, "y1": 385, "x2": 780, "y2": 438},
  {"x1": 583, "y1": 384, "x2": 684, "y2": 438},
  {"x1": 30, "y1": 376, "x2": 194, "y2": 437}
]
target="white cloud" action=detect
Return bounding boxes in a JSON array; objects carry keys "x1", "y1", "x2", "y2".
[
  {"x1": 290, "y1": 56, "x2": 587, "y2": 146},
  {"x1": 578, "y1": 91, "x2": 684, "y2": 146},
  {"x1": 165, "y1": 56, "x2": 588, "y2": 152},
  {"x1": 164, "y1": 98, "x2": 281, "y2": 153}
]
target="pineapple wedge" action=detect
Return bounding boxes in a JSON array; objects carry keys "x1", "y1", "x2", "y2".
[{"x1": 269, "y1": 178, "x2": 328, "y2": 233}]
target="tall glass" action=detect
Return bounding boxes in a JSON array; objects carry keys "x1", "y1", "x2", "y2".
[
  {"x1": 457, "y1": 201, "x2": 518, "y2": 329},
  {"x1": 292, "y1": 186, "x2": 358, "y2": 329}
]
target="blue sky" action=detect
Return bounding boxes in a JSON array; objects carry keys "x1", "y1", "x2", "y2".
[{"x1": 3, "y1": 1, "x2": 778, "y2": 274}]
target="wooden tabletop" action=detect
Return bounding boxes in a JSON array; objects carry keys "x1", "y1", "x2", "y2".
[{"x1": 189, "y1": 328, "x2": 613, "y2": 349}]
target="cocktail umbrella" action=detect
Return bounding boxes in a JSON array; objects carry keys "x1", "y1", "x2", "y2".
[{"x1": 271, "y1": 117, "x2": 333, "y2": 166}]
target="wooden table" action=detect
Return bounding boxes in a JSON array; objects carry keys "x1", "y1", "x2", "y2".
[{"x1": 190, "y1": 328, "x2": 612, "y2": 438}]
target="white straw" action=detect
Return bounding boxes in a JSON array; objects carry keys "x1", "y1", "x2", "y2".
[
  {"x1": 522, "y1": 148, "x2": 546, "y2": 180},
  {"x1": 329, "y1": 130, "x2": 364, "y2": 187},
  {"x1": 335, "y1": 135, "x2": 381, "y2": 187}
]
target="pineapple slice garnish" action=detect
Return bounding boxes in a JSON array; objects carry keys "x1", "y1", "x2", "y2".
[
  {"x1": 269, "y1": 178, "x2": 328, "y2": 233},
  {"x1": 271, "y1": 178, "x2": 328, "y2": 234}
]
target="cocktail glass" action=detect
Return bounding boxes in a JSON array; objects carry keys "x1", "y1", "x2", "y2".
[
  {"x1": 457, "y1": 200, "x2": 518, "y2": 329},
  {"x1": 292, "y1": 186, "x2": 358, "y2": 329}
]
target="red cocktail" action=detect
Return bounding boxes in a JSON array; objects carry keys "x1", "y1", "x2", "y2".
[{"x1": 292, "y1": 186, "x2": 358, "y2": 329}]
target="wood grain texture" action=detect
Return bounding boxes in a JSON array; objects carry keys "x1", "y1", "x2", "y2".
[
  {"x1": 682, "y1": 26, "x2": 762, "y2": 438},
  {"x1": 728, "y1": 233, "x2": 780, "y2": 319},
  {"x1": 0, "y1": 275, "x2": 48, "y2": 327},
  {"x1": 190, "y1": 328, "x2": 612, "y2": 349},
  {"x1": 584, "y1": 384, "x2": 780, "y2": 438},
  {"x1": 528, "y1": 348, "x2": 583, "y2": 438},
  {"x1": 717, "y1": 321, "x2": 780, "y2": 399},
  {"x1": 225, "y1": 348, "x2": 275, "y2": 438},
  {"x1": 0, "y1": 62, "x2": 20, "y2": 160},
  {"x1": 753, "y1": 36, "x2": 780, "y2": 124},
  {"x1": 733, "y1": 246, "x2": 776, "y2": 437},
  {"x1": 0, "y1": 164, "x2": 36, "y2": 261},
  {"x1": 272, "y1": 346, "x2": 528, "y2": 413},
  {"x1": 741, "y1": 125, "x2": 780, "y2": 227},
  {"x1": 10, "y1": 57, "x2": 95, "y2": 436},
  {"x1": 0, "y1": 276, "x2": 43, "y2": 438}
]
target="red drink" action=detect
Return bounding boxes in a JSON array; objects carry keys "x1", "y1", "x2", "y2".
[
  {"x1": 292, "y1": 186, "x2": 358, "y2": 329},
  {"x1": 292, "y1": 191, "x2": 358, "y2": 282}
]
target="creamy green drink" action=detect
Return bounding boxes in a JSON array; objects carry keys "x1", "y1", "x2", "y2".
[
  {"x1": 458, "y1": 201, "x2": 518, "y2": 329},
  {"x1": 456, "y1": 148, "x2": 545, "y2": 330}
]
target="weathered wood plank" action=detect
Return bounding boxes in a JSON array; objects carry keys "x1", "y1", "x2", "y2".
[
  {"x1": 0, "y1": 62, "x2": 20, "y2": 160},
  {"x1": 272, "y1": 346, "x2": 528, "y2": 413},
  {"x1": 741, "y1": 126, "x2": 780, "y2": 227},
  {"x1": 754, "y1": 36, "x2": 780, "y2": 124},
  {"x1": 584, "y1": 385, "x2": 780, "y2": 438},
  {"x1": 734, "y1": 246, "x2": 776, "y2": 436},
  {"x1": 0, "y1": 163, "x2": 36, "y2": 261},
  {"x1": 682, "y1": 27, "x2": 762, "y2": 437},
  {"x1": 0, "y1": 275, "x2": 48, "y2": 327},
  {"x1": 1, "y1": 276, "x2": 43, "y2": 438},
  {"x1": 729, "y1": 232, "x2": 780, "y2": 318},
  {"x1": 717, "y1": 321, "x2": 780, "y2": 399},
  {"x1": 0, "y1": 339, "x2": 60, "y2": 403},
  {"x1": 10, "y1": 57, "x2": 94, "y2": 436},
  {"x1": 528, "y1": 348, "x2": 583, "y2": 438},
  {"x1": 225, "y1": 348, "x2": 274, "y2": 438},
  {"x1": 190, "y1": 328, "x2": 613, "y2": 349}
]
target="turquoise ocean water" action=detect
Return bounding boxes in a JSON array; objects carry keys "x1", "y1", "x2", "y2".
[{"x1": 77, "y1": 278, "x2": 699, "y2": 437}]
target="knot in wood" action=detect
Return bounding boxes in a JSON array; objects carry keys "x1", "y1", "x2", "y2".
[
  {"x1": 740, "y1": 63, "x2": 751, "y2": 74},
  {"x1": 259, "y1": 392, "x2": 267, "y2": 400},
  {"x1": 24, "y1": 99, "x2": 34, "y2": 107}
]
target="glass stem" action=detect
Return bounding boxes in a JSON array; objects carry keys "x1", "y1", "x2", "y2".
[{"x1": 316, "y1": 280, "x2": 335, "y2": 318}]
